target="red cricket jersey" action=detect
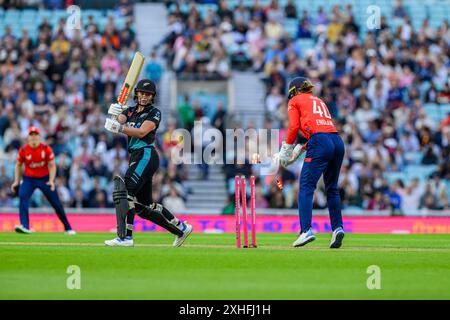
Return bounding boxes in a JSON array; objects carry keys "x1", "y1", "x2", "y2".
[
  {"x1": 286, "y1": 93, "x2": 337, "y2": 144},
  {"x1": 17, "y1": 143, "x2": 55, "y2": 178}
]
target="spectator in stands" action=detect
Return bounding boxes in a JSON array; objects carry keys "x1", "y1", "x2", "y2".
[
  {"x1": 367, "y1": 191, "x2": 388, "y2": 210},
  {"x1": 38, "y1": 18, "x2": 52, "y2": 34},
  {"x1": 268, "y1": 185, "x2": 285, "y2": 209},
  {"x1": 234, "y1": 1, "x2": 251, "y2": 25},
  {"x1": 393, "y1": 0, "x2": 408, "y2": 19},
  {"x1": 420, "y1": 183, "x2": 439, "y2": 210},
  {"x1": 1, "y1": 2, "x2": 449, "y2": 212},
  {"x1": 92, "y1": 191, "x2": 109, "y2": 208},
  {"x1": 399, "y1": 178, "x2": 422, "y2": 212},
  {"x1": 221, "y1": 194, "x2": 236, "y2": 215},
  {"x1": 297, "y1": 18, "x2": 312, "y2": 39},
  {"x1": 0, "y1": 189, "x2": 13, "y2": 207},
  {"x1": 284, "y1": 0, "x2": 297, "y2": 19},
  {"x1": 315, "y1": 6, "x2": 328, "y2": 27},
  {"x1": 177, "y1": 94, "x2": 195, "y2": 131},
  {"x1": 100, "y1": 25, "x2": 121, "y2": 50},
  {"x1": 327, "y1": 16, "x2": 343, "y2": 44},
  {"x1": 437, "y1": 83, "x2": 450, "y2": 104},
  {"x1": 265, "y1": 86, "x2": 283, "y2": 113},
  {"x1": 45, "y1": 0, "x2": 64, "y2": 10},
  {"x1": 250, "y1": 0, "x2": 265, "y2": 21},
  {"x1": 264, "y1": 16, "x2": 284, "y2": 42},
  {"x1": 47, "y1": 52, "x2": 68, "y2": 86},
  {"x1": 425, "y1": 82, "x2": 439, "y2": 104},
  {"x1": 87, "y1": 155, "x2": 109, "y2": 178},
  {"x1": 254, "y1": 184, "x2": 269, "y2": 209},
  {"x1": 145, "y1": 51, "x2": 164, "y2": 89},
  {"x1": 162, "y1": 185, "x2": 186, "y2": 213},
  {"x1": 192, "y1": 100, "x2": 204, "y2": 120},
  {"x1": 399, "y1": 131, "x2": 420, "y2": 153},
  {"x1": 50, "y1": 31, "x2": 71, "y2": 57},
  {"x1": 429, "y1": 174, "x2": 448, "y2": 208},
  {"x1": 206, "y1": 48, "x2": 230, "y2": 78},
  {"x1": 387, "y1": 180, "x2": 403, "y2": 215},
  {"x1": 56, "y1": 177, "x2": 71, "y2": 207},
  {"x1": 101, "y1": 50, "x2": 121, "y2": 81},
  {"x1": 421, "y1": 143, "x2": 439, "y2": 165},
  {"x1": 161, "y1": 118, "x2": 179, "y2": 156},
  {"x1": 212, "y1": 101, "x2": 226, "y2": 135},
  {"x1": 86, "y1": 177, "x2": 108, "y2": 208},
  {"x1": 266, "y1": 0, "x2": 284, "y2": 23},
  {"x1": 64, "y1": 61, "x2": 87, "y2": 92},
  {"x1": 386, "y1": 77, "x2": 405, "y2": 110},
  {"x1": 117, "y1": 0, "x2": 134, "y2": 18}
]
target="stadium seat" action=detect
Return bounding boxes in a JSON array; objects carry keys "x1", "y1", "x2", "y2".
[
  {"x1": 97, "y1": 17, "x2": 108, "y2": 32},
  {"x1": 447, "y1": 180, "x2": 450, "y2": 200},
  {"x1": 179, "y1": 3, "x2": 189, "y2": 14},
  {"x1": 344, "y1": 206, "x2": 366, "y2": 215},
  {"x1": 82, "y1": 9, "x2": 103, "y2": 20},
  {"x1": 405, "y1": 165, "x2": 438, "y2": 180},
  {"x1": 112, "y1": 17, "x2": 124, "y2": 31},
  {"x1": 21, "y1": 9, "x2": 37, "y2": 20},
  {"x1": 99, "y1": 177, "x2": 109, "y2": 190},
  {"x1": 37, "y1": 9, "x2": 52, "y2": 20},
  {"x1": 5, "y1": 9, "x2": 20, "y2": 19},
  {"x1": 283, "y1": 19, "x2": 298, "y2": 39},
  {"x1": 404, "y1": 152, "x2": 423, "y2": 165},
  {"x1": 384, "y1": 172, "x2": 407, "y2": 184},
  {"x1": 423, "y1": 103, "x2": 450, "y2": 123},
  {"x1": 168, "y1": 3, "x2": 177, "y2": 13},
  {"x1": 296, "y1": 38, "x2": 315, "y2": 56}
]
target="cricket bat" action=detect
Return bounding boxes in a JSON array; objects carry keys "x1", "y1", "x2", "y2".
[{"x1": 112, "y1": 51, "x2": 145, "y2": 119}]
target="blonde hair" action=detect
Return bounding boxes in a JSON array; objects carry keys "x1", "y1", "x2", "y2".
[
  {"x1": 288, "y1": 80, "x2": 314, "y2": 99},
  {"x1": 299, "y1": 80, "x2": 314, "y2": 93}
]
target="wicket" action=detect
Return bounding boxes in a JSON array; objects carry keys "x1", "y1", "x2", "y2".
[{"x1": 235, "y1": 175, "x2": 257, "y2": 248}]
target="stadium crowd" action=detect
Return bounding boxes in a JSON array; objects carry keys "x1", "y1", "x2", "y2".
[
  {"x1": 165, "y1": 0, "x2": 449, "y2": 213},
  {"x1": 0, "y1": 0, "x2": 449, "y2": 214},
  {"x1": 0, "y1": 0, "x2": 189, "y2": 210}
]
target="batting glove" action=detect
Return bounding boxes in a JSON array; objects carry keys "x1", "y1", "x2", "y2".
[
  {"x1": 104, "y1": 118, "x2": 124, "y2": 133},
  {"x1": 107, "y1": 103, "x2": 125, "y2": 117}
]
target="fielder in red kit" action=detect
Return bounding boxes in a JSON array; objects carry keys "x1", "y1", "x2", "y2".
[
  {"x1": 278, "y1": 77, "x2": 345, "y2": 248},
  {"x1": 11, "y1": 127, "x2": 75, "y2": 234}
]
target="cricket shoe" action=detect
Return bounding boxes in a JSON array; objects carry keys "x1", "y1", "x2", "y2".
[
  {"x1": 104, "y1": 236, "x2": 134, "y2": 247},
  {"x1": 65, "y1": 230, "x2": 77, "y2": 235},
  {"x1": 329, "y1": 227, "x2": 345, "y2": 249},
  {"x1": 173, "y1": 222, "x2": 193, "y2": 247},
  {"x1": 14, "y1": 225, "x2": 33, "y2": 234},
  {"x1": 292, "y1": 228, "x2": 316, "y2": 247}
]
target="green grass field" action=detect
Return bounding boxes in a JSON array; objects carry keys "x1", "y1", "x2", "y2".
[{"x1": 0, "y1": 232, "x2": 449, "y2": 300}]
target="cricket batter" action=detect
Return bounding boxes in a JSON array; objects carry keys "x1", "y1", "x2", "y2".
[
  {"x1": 11, "y1": 127, "x2": 75, "y2": 234},
  {"x1": 278, "y1": 77, "x2": 345, "y2": 248},
  {"x1": 104, "y1": 79, "x2": 192, "y2": 247}
]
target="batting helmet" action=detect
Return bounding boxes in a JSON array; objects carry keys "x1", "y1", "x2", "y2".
[
  {"x1": 287, "y1": 77, "x2": 314, "y2": 99},
  {"x1": 134, "y1": 79, "x2": 156, "y2": 104}
]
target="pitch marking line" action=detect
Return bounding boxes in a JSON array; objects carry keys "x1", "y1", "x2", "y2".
[{"x1": 0, "y1": 242, "x2": 449, "y2": 252}]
